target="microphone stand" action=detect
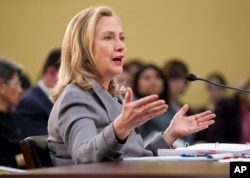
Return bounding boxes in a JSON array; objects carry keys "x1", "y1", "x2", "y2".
[{"x1": 186, "y1": 73, "x2": 250, "y2": 93}]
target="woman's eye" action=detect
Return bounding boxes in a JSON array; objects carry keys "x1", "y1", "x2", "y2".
[
  {"x1": 104, "y1": 36, "x2": 113, "y2": 40},
  {"x1": 120, "y1": 36, "x2": 125, "y2": 42}
]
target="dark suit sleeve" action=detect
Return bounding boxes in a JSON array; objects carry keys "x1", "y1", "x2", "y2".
[
  {"x1": 0, "y1": 156, "x2": 18, "y2": 168},
  {"x1": 205, "y1": 97, "x2": 241, "y2": 143}
]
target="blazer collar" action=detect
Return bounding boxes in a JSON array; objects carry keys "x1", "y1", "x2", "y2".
[{"x1": 91, "y1": 80, "x2": 123, "y2": 122}]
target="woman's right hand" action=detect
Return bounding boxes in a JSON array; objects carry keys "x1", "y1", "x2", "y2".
[{"x1": 113, "y1": 87, "x2": 168, "y2": 141}]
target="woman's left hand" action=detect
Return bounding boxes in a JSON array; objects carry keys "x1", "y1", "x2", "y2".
[{"x1": 163, "y1": 104, "x2": 216, "y2": 146}]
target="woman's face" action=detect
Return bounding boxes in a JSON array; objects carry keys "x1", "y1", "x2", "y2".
[
  {"x1": 0, "y1": 73, "x2": 23, "y2": 109},
  {"x1": 93, "y1": 16, "x2": 126, "y2": 83},
  {"x1": 168, "y1": 77, "x2": 187, "y2": 98},
  {"x1": 207, "y1": 77, "x2": 226, "y2": 102},
  {"x1": 137, "y1": 68, "x2": 164, "y2": 96}
]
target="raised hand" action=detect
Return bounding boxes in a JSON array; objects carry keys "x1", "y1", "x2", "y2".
[
  {"x1": 113, "y1": 87, "x2": 168, "y2": 141},
  {"x1": 163, "y1": 104, "x2": 216, "y2": 147}
]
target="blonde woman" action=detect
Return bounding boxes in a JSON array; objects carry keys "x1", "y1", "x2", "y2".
[{"x1": 48, "y1": 6, "x2": 215, "y2": 166}]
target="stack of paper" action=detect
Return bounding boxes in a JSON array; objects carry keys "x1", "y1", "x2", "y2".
[{"x1": 158, "y1": 143, "x2": 250, "y2": 158}]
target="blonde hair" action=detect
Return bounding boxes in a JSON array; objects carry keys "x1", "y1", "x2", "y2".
[{"x1": 50, "y1": 6, "x2": 121, "y2": 102}]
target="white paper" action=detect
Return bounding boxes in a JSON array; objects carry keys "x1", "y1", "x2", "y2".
[{"x1": 158, "y1": 143, "x2": 250, "y2": 157}]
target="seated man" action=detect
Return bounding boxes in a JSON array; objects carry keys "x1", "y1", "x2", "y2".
[{"x1": 14, "y1": 48, "x2": 61, "y2": 137}]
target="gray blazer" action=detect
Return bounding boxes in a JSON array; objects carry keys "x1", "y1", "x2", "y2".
[{"x1": 48, "y1": 80, "x2": 169, "y2": 166}]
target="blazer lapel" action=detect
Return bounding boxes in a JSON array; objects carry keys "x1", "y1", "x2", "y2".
[{"x1": 92, "y1": 82, "x2": 123, "y2": 122}]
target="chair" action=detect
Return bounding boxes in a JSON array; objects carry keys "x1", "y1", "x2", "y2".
[{"x1": 20, "y1": 135, "x2": 52, "y2": 169}]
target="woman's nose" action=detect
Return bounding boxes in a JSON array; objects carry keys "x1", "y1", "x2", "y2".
[{"x1": 115, "y1": 39, "x2": 126, "y2": 52}]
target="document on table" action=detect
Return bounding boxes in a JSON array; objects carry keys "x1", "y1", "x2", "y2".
[
  {"x1": 158, "y1": 143, "x2": 250, "y2": 157},
  {"x1": 124, "y1": 156, "x2": 212, "y2": 161},
  {"x1": 0, "y1": 166, "x2": 27, "y2": 173}
]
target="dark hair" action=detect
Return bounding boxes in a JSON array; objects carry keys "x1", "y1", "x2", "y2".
[
  {"x1": 20, "y1": 72, "x2": 32, "y2": 90},
  {"x1": 124, "y1": 60, "x2": 143, "y2": 72},
  {"x1": 132, "y1": 64, "x2": 169, "y2": 103},
  {"x1": 41, "y1": 48, "x2": 61, "y2": 75},
  {"x1": 0, "y1": 57, "x2": 22, "y2": 83},
  {"x1": 206, "y1": 72, "x2": 227, "y2": 86},
  {"x1": 162, "y1": 59, "x2": 189, "y2": 79}
]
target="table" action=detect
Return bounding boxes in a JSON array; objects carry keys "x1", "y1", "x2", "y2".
[{"x1": 3, "y1": 160, "x2": 229, "y2": 178}]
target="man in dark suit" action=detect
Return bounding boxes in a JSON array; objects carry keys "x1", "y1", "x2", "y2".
[{"x1": 15, "y1": 48, "x2": 61, "y2": 137}]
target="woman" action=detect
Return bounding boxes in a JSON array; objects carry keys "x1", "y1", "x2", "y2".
[
  {"x1": 132, "y1": 64, "x2": 169, "y2": 143},
  {"x1": 194, "y1": 72, "x2": 228, "y2": 143},
  {"x1": 205, "y1": 75, "x2": 250, "y2": 143},
  {"x1": 48, "y1": 6, "x2": 215, "y2": 166},
  {"x1": 0, "y1": 57, "x2": 26, "y2": 168}
]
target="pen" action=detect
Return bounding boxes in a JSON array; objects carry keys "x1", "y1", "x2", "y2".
[
  {"x1": 241, "y1": 153, "x2": 250, "y2": 158},
  {"x1": 180, "y1": 154, "x2": 207, "y2": 157},
  {"x1": 206, "y1": 153, "x2": 234, "y2": 159}
]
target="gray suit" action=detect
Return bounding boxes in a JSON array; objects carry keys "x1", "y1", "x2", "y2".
[{"x1": 48, "y1": 80, "x2": 170, "y2": 166}]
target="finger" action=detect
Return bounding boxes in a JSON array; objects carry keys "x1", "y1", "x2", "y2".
[
  {"x1": 123, "y1": 87, "x2": 133, "y2": 105},
  {"x1": 198, "y1": 120, "x2": 215, "y2": 127},
  {"x1": 196, "y1": 113, "x2": 216, "y2": 122},
  {"x1": 132, "y1": 94, "x2": 159, "y2": 107},
  {"x1": 145, "y1": 105, "x2": 168, "y2": 119},
  {"x1": 195, "y1": 110, "x2": 213, "y2": 119},
  {"x1": 177, "y1": 104, "x2": 189, "y2": 116},
  {"x1": 143, "y1": 99, "x2": 166, "y2": 110}
]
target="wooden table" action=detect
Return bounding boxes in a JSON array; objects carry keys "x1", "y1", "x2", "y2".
[{"x1": 3, "y1": 160, "x2": 229, "y2": 178}]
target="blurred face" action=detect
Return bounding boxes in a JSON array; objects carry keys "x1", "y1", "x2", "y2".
[
  {"x1": 93, "y1": 16, "x2": 126, "y2": 84},
  {"x1": 137, "y1": 68, "x2": 164, "y2": 96},
  {"x1": 168, "y1": 77, "x2": 187, "y2": 98},
  {"x1": 207, "y1": 78, "x2": 225, "y2": 103},
  {"x1": 0, "y1": 73, "x2": 23, "y2": 110},
  {"x1": 241, "y1": 82, "x2": 250, "y2": 108}
]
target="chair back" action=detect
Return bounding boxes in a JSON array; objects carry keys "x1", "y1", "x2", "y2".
[{"x1": 20, "y1": 135, "x2": 52, "y2": 169}]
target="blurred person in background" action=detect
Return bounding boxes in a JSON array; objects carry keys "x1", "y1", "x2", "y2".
[
  {"x1": 194, "y1": 72, "x2": 228, "y2": 143},
  {"x1": 205, "y1": 75, "x2": 250, "y2": 144},
  {"x1": 123, "y1": 59, "x2": 143, "y2": 87},
  {"x1": 162, "y1": 58, "x2": 195, "y2": 146},
  {"x1": 20, "y1": 72, "x2": 32, "y2": 94},
  {"x1": 132, "y1": 64, "x2": 169, "y2": 144},
  {"x1": 199, "y1": 72, "x2": 228, "y2": 112},
  {"x1": 14, "y1": 48, "x2": 61, "y2": 137},
  {"x1": 0, "y1": 57, "x2": 26, "y2": 168}
]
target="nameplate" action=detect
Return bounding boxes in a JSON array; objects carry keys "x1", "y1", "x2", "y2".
[{"x1": 230, "y1": 162, "x2": 250, "y2": 178}]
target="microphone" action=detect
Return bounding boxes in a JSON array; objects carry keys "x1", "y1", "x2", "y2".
[{"x1": 186, "y1": 73, "x2": 250, "y2": 93}]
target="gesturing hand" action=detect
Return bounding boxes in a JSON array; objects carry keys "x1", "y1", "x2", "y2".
[
  {"x1": 113, "y1": 87, "x2": 168, "y2": 141},
  {"x1": 163, "y1": 104, "x2": 216, "y2": 146}
]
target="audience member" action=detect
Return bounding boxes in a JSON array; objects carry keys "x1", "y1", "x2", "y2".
[
  {"x1": 162, "y1": 58, "x2": 195, "y2": 146},
  {"x1": 116, "y1": 65, "x2": 129, "y2": 88},
  {"x1": 205, "y1": 75, "x2": 250, "y2": 143},
  {"x1": 0, "y1": 57, "x2": 26, "y2": 168},
  {"x1": 132, "y1": 64, "x2": 169, "y2": 143},
  {"x1": 199, "y1": 72, "x2": 228, "y2": 112},
  {"x1": 134, "y1": 63, "x2": 197, "y2": 147},
  {"x1": 123, "y1": 59, "x2": 143, "y2": 87},
  {"x1": 47, "y1": 6, "x2": 215, "y2": 166},
  {"x1": 194, "y1": 72, "x2": 228, "y2": 143},
  {"x1": 14, "y1": 48, "x2": 61, "y2": 137},
  {"x1": 20, "y1": 72, "x2": 32, "y2": 93}
]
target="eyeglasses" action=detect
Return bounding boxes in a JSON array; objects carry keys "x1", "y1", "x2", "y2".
[{"x1": 6, "y1": 80, "x2": 22, "y2": 87}]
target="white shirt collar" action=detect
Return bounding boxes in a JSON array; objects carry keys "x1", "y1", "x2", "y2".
[{"x1": 37, "y1": 80, "x2": 50, "y2": 97}]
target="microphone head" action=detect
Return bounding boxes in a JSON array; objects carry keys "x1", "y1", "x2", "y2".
[{"x1": 186, "y1": 73, "x2": 198, "y2": 81}]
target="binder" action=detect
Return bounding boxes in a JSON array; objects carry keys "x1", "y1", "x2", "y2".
[{"x1": 158, "y1": 142, "x2": 250, "y2": 158}]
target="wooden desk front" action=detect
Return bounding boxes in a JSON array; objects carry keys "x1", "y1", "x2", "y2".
[{"x1": 4, "y1": 160, "x2": 229, "y2": 178}]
